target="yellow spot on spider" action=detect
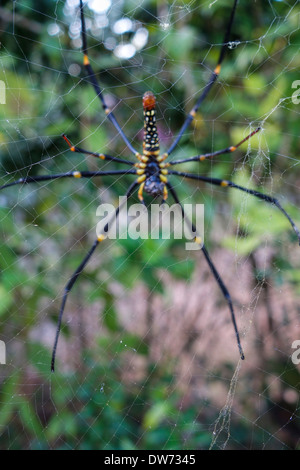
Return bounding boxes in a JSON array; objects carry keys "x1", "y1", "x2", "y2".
[
  {"x1": 190, "y1": 109, "x2": 196, "y2": 117},
  {"x1": 136, "y1": 169, "x2": 145, "y2": 175},
  {"x1": 194, "y1": 236, "x2": 202, "y2": 245},
  {"x1": 97, "y1": 234, "x2": 106, "y2": 242},
  {"x1": 159, "y1": 175, "x2": 168, "y2": 183},
  {"x1": 137, "y1": 174, "x2": 146, "y2": 184},
  {"x1": 160, "y1": 169, "x2": 168, "y2": 175},
  {"x1": 163, "y1": 185, "x2": 168, "y2": 201},
  {"x1": 199, "y1": 155, "x2": 206, "y2": 161},
  {"x1": 83, "y1": 54, "x2": 90, "y2": 66},
  {"x1": 230, "y1": 146, "x2": 236, "y2": 152},
  {"x1": 144, "y1": 149, "x2": 159, "y2": 157},
  {"x1": 160, "y1": 152, "x2": 169, "y2": 162},
  {"x1": 73, "y1": 171, "x2": 82, "y2": 178},
  {"x1": 138, "y1": 182, "x2": 145, "y2": 201},
  {"x1": 214, "y1": 64, "x2": 221, "y2": 75},
  {"x1": 221, "y1": 180, "x2": 229, "y2": 187},
  {"x1": 70, "y1": 146, "x2": 76, "y2": 152},
  {"x1": 135, "y1": 152, "x2": 144, "y2": 162},
  {"x1": 105, "y1": 108, "x2": 111, "y2": 115},
  {"x1": 99, "y1": 154, "x2": 105, "y2": 160}
]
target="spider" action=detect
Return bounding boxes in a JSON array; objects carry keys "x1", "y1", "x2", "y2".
[{"x1": 1, "y1": 0, "x2": 299, "y2": 372}]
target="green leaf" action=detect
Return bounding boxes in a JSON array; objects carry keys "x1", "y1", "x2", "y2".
[
  {"x1": 0, "y1": 285, "x2": 13, "y2": 317},
  {"x1": 117, "y1": 333, "x2": 148, "y2": 356},
  {"x1": 19, "y1": 400, "x2": 44, "y2": 438},
  {"x1": 27, "y1": 342, "x2": 53, "y2": 377},
  {"x1": 163, "y1": 26, "x2": 195, "y2": 61},
  {"x1": 45, "y1": 412, "x2": 78, "y2": 442},
  {"x1": 143, "y1": 402, "x2": 172, "y2": 429},
  {"x1": 223, "y1": 235, "x2": 261, "y2": 256},
  {"x1": 0, "y1": 374, "x2": 20, "y2": 428}
]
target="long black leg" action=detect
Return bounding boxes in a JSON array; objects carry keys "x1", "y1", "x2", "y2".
[
  {"x1": 79, "y1": 0, "x2": 138, "y2": 156},
  {"x1": 167, "y1": 0, "x2": 238, "y2": 156},
  {"x1": 51, "y1": 238, "x2": 99, "y2": 372},
  {"x1": 62, "y1": 134, "x2": 135, "y2": 166},
  {"x1": 0, "y1": 169, "x2": 137, "y2": 191},
  {"x1": 168, "y1": 127, "x2": 261, "y2": 166},
  {"x1": 168, "y1": 170, "x2": 300, "y2": 244},
  {"x1": 166, "y1": 181, "x2": 245, "y2": 360},
  {"x1": 51, "y1": 180, "x2": 139, "y2": 371}
]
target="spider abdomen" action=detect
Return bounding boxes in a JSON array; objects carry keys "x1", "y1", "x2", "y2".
[
  {"x1": 136, "y1": 92, "x2": 168, "y2": 203},
  {"x1": 143, "y1": 91, "x2": 160, "y2": 156}
]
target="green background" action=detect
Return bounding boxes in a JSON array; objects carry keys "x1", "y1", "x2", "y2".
[{"x1": 0, "y1": 0, "x2": 299, "y2": 450}]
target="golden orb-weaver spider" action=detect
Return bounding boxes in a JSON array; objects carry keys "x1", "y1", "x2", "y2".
[{"x1": 1, "y1": 0, "x2": 299, "y2": 371}]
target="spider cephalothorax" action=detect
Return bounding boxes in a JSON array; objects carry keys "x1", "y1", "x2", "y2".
[
  {"x1": 143, "y1": 158, "x2": 166, "y2": 198},
  {"x1": 143, "y1": 173, "x2": 166, "y2": 199}
]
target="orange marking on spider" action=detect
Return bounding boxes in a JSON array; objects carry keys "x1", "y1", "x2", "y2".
[{"x1": 214, "y1": 64, "x2": 221, "y2": 74}]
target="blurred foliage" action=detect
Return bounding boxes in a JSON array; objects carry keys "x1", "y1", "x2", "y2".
[
  {"x1": 0, "y1": 0, "x2": 300, "y2": 450},
  {"x1": 1, "y1": 345, "x2": 299, "y2": 450}
]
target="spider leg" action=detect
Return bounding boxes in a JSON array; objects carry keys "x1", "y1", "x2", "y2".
[
  {"x1": 51, "y1": 180, "x2": 139, "y2": 372},
  {"x1": 62, "y1": 134, "x2": 135, "y2": 166},
  {"x1": 137, "y1": 181, "x2": 146, "y2": 204},
  {"x1": 167, "y1": 0, "x2": 238, "y2": 157},
  {"x1": 168, "y1": 127, "x2": 261, "y2": 166},
  {"x1": 168, "y1": 170, "x2": 300, "y2": 244},
  {"x1": 79, "y1": 0, "x2": 139, "y2": 157},
  {"x1": 0, "y1": 169, "x2": 137, "y2": 191},
  {"x1": 166, "y1": 181, "x2": 245, "y2": 360}
]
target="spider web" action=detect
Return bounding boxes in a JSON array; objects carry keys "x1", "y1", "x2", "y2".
[{"x1": 0, "y1": 0, "x2": 300, "y2": 451}]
